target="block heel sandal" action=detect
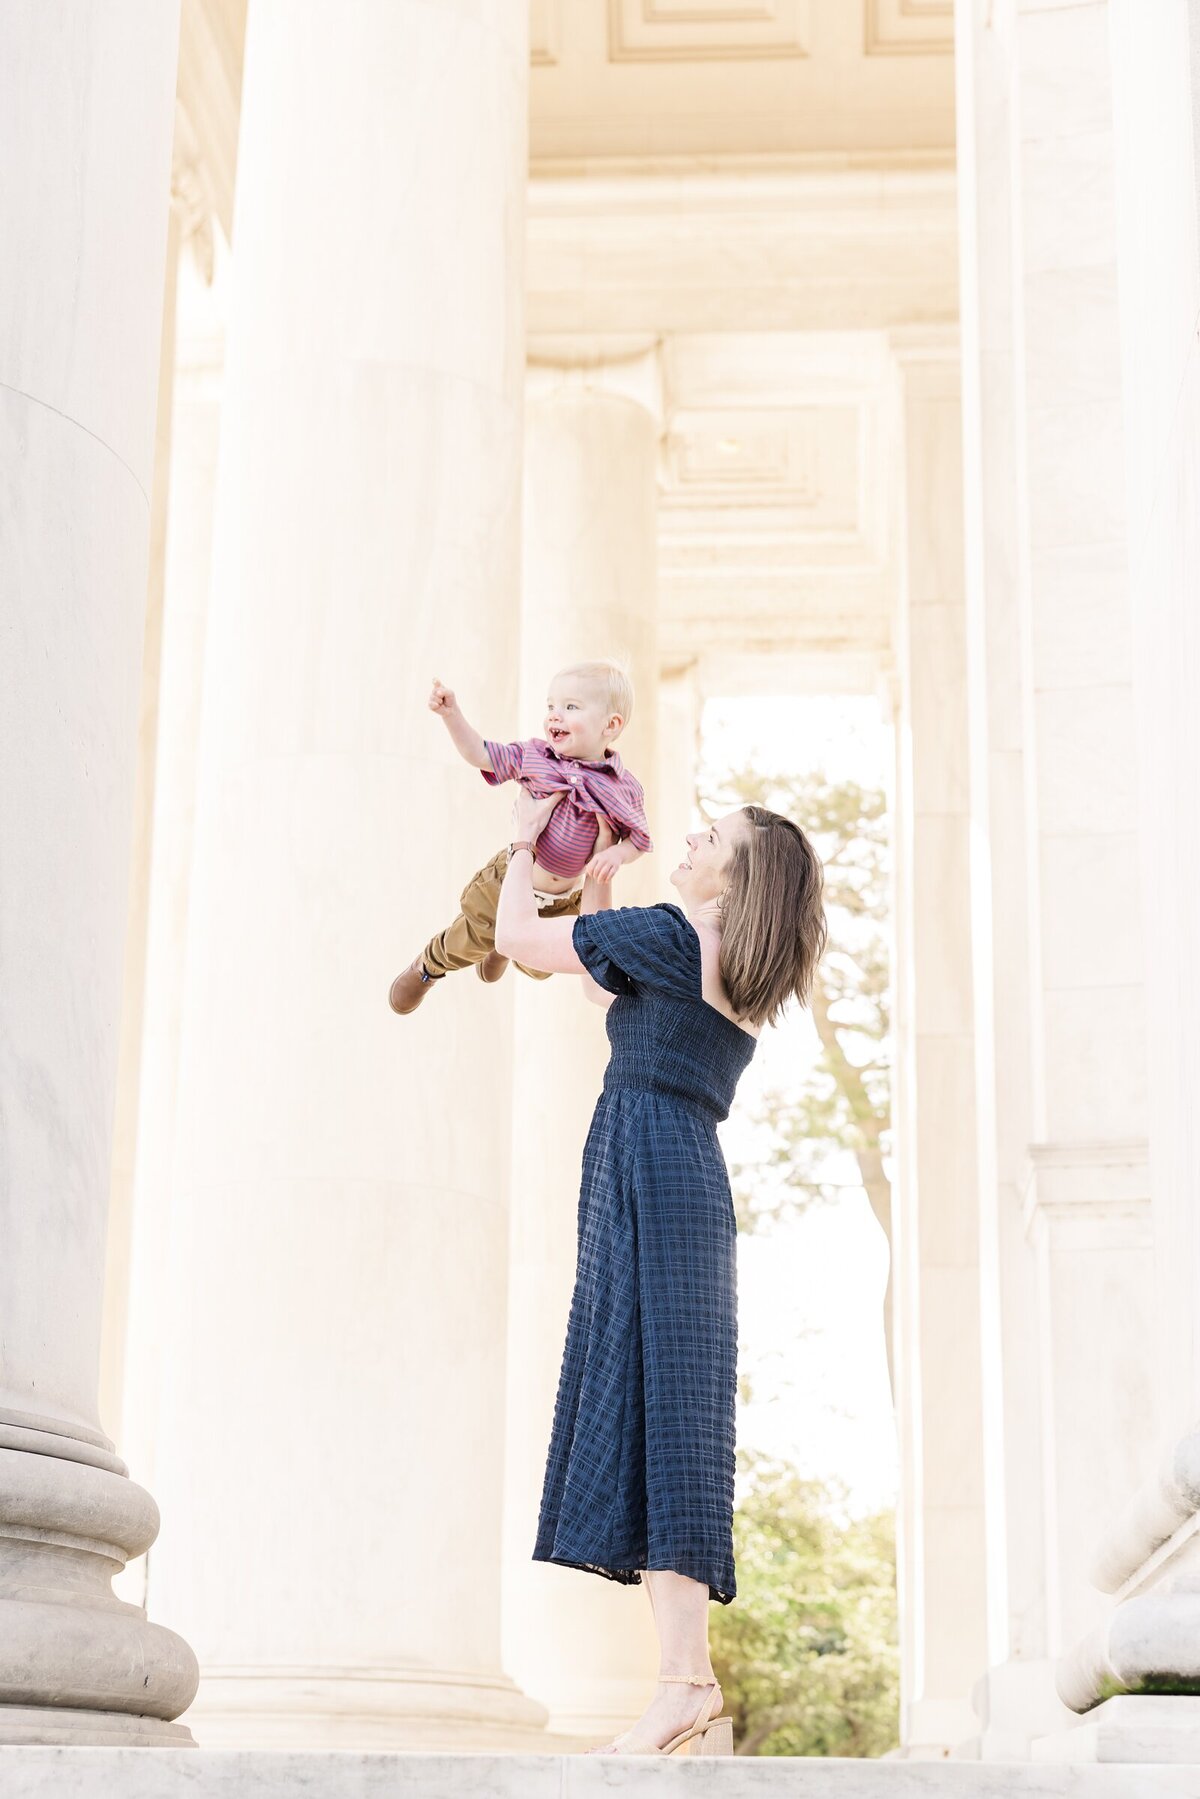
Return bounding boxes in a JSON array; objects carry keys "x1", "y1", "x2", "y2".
[{"x1": 657, "y1": 1674, "x2": 731, "y2": 1757}]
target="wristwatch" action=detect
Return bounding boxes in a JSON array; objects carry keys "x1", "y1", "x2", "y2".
[{"x1": 509, "y1": 839, "x2": 536, "y2": 857}]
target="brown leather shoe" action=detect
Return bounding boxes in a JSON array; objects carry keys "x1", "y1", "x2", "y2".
[
  {"x1": 477, "y1": 950, "x2": 509, "y2": 984},
  {"x1": 389, "y1": 957, "x2": 441, "y2": 1014}
]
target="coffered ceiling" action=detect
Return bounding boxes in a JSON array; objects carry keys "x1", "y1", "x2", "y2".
[
  {"x1": 655, "y1": 331, "x2": 903, "y2": 672},
  {"x1": 175, "y1": 0, "x2": 958, "y2": 688},
  {"x1": 530, "y1": 0, "x2": 955, "y2": 163},
  {"x1": 525, "y1": 4, "x2": 957, "y2": 683}
]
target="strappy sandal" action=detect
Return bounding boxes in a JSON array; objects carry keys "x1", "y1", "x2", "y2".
[
  {"x1": 656, "y1": 1673, "x2": 732, "y2": 1756},
  {"x1": 598, "y1": 1674, "x2": 732, "y2": 1756}
]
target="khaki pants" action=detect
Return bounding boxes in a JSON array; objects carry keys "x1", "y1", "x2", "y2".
[{"x1": 422, "y1": 848, "x2": 582, "y2": 981}]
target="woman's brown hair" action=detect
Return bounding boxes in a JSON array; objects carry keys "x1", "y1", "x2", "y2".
[{"x1": 719, "y1": 805, "x2": 828, "y2": 1028}]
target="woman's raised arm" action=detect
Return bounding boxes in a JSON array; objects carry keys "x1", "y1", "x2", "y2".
[
  {"x1": 493, "y1": 788, "x2": 589, "y2": 975},
  {"x1": 577, "y1": 824, "x2": 617, "y2": 1010}
]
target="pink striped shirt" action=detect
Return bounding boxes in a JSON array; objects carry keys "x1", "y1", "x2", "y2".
[{"x1": 482, "y1": 737, "x2": 653, "y2": 880}]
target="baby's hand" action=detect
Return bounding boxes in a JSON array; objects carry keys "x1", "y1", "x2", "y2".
[
  {"x1": 428, "y1": 678, "x2": 458, "y2": 717},
  {"x1": 585, "y1": 845, "x2": 625, "y2": 885}
]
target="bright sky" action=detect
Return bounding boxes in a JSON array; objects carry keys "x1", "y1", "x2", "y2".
[{"x1": 701, "y1": 696, "x2": 899, "y2": 1517}]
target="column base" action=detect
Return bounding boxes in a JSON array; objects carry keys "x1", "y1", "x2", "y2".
[
  {"x1": 0, "y1": 1445, "x2": 199, "y2": 1737},
  {"x1": 968, "y1": 1657, "x2": 1080, "y2": 1760},
  {"x1": 1034, "y1": 1696, "x2": 1200, "y2": 1763},
  {"x1": 180, "y1": 1668, "x2": 552, "y2": 1750},
  {"x1": 0, "y1": 1707, "x2": 195, "y2": 1747}
]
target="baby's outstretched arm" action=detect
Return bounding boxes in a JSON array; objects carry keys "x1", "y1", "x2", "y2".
[{"x1": 428, "y1": 677, "x2": 491, "y2": 769}]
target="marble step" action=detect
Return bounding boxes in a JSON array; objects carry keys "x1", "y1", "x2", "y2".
[{"x1": 4, "y1": 1752, "x2": 1200, "y2": 1796}]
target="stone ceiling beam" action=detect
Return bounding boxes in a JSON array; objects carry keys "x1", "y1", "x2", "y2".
[{"x1": 528, "y1": 156, "x2": 957, "y2": 338}]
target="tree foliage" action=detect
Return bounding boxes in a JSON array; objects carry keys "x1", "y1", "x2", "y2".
[
  {"x1": 710, "y1": 1446, "x2": 900, "y2": 1757},
  {"x1": 702, "y1": 763, "x2": 891, "y2": 1229},
  {"x1": 702, "y1": 762, "x2": 896, "y2": 1390},
  {"x1": 696, "y1": 758, "x2": 899, "y2": 1754}
]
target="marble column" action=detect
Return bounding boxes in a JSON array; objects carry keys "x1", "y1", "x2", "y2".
[
  {"x1": 148, "y1": 0, "x2": 544, "y2": 1749},
  {"x1": 955, "y1": 0, "x2": 1159, "y2": 1757},
  {"x1": 953, "y1": 1, "x2": 1067, "y2": 1755},
  {"x1": 0, "y1": 1, "x2": 198, "y2": 1746},
  {"x1": 1009, "y1": 4, "x2": 1155, "y2": 1675},
  {"x1": 889, "y1": 334, "x2": 989, "y2": 1756},
  {"x1": 111, "y1": 241, "x2": 231, "y2": 1606},
  {"x1": 104, "y1": 98, "x2": 220, "y2": 1454},
  {"x1": 1029, "y1": 0, "x2": 1200, "y2": 1759},
  {"x1": 501, "y1": 367, "x2": 661, "y2": 1737},
  {"x1": 1106, "y1": 0, "x2": 1200, "y2": 1458}
]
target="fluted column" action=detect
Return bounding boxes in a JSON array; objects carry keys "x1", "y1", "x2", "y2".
[
  {"x1": 111, "y1": 244, "x2": 231, "y2": 1593},
  {"x1": 501, "y1": 366, "x2": 662, "y2": 1737},
  {"x1": 148, "y1": 0, "x2": 543, "y2": 1749},
  {"x1": 890, "y1": 334, "x2": 989, "y2": 1755},
  {"x1": 953, "y1": 1, "x2": 1060, "y2": 1757},
  {"x1": 0, "y1": 1, "x2": 197, "y2": 1746}
]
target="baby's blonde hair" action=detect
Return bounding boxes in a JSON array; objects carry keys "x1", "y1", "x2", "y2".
[{"x1": 555, "y1": 659, "x2": 635, "y2": 728}]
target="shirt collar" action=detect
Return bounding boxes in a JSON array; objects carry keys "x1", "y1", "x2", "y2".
[{"x1": 544, "y1": 741, "x2": 623, "y2": 776}]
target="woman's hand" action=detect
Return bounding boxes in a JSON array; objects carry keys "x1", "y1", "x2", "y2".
[{"x1": 511, "y1": 787, "x2": 563, "y2": 846}]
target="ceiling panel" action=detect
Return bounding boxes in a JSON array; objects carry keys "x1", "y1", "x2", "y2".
[
  {"x1": 608, "y1": 0, "x2": 811, "y2": 62},
  {"x1": 530, "y1": 0, "x2": 954, "y2": 162}
]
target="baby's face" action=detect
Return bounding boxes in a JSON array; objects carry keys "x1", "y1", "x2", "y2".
[{"x1": 544, "y1": 673, "x2": 619, "y2": 761}]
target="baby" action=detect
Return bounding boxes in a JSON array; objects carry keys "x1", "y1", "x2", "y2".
[{"x1": 389, "y1": 660, "x2": 652, "y2": 1014}]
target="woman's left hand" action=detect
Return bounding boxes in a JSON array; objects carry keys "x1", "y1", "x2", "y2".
[{"x1": 511, "y1": 787, "x2": 563, "y2": 846}]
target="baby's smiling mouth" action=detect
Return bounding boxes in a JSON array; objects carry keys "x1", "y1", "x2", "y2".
[{"x1": 548, "y1": 725, "x2": 570, "y2": 743}]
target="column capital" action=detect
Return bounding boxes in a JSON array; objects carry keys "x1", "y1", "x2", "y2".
[{"x1": 526, "y1": 345, "x2": 664, "y2": 429}]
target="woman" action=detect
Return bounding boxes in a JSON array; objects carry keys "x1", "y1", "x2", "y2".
[{"x1": 495, "y1": 786, "x2": 827, "y2": 1757}]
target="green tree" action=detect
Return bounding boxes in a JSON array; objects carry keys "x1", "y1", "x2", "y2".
[
  {"x1": 710, "y1": 1445, "x2": 900, "y2": 1756},
  {"x1": 702, "y1": 764, "x2": 894, "y2": 1392}
]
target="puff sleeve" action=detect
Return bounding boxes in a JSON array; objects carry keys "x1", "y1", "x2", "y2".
[{"x1": 571, "y1": 903, "x2": 702, "y2": 1000}]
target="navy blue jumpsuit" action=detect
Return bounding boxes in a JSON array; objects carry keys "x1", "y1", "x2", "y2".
[{"x1": 532, "y1": 903, "x2": 757, "y2": 1603}]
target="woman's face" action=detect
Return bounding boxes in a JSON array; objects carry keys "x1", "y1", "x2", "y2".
[{"x1": 669, "y1": 808, "x2": 751, "y2": 905}]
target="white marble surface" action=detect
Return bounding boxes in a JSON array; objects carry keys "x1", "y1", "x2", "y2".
[
  {"x1": 1036, "y1": 833, "x2": 1142, "y2": 993},
  {"x1": 0, "y1": 3, "x2": 180, "y2": 489},
  {"x1": 1025, "y1": 545, "x2": 1130, "y2": 693},
  {"x1": 1025, "y1": 1173, "x2": 1157, "y2": 1651},
  {"x1": 1017, "y1": 4, "x2": 1113, "y2": 144},
  {"x1": 1024, "y1": 398, "x2": 1126, "y2": 554},
  {"x1": 7, "y1": 1747, "x2": 1200, "y2": 1795},
  {"x1": 1038, "y1": 1698, "x2": 1200, "y2": 1766},
  {"x1": 1030, "y1": 686, "x2": 1139, "y2": 839},
  {"x1": 1018, "y1": 134, "x2": 1118, "y2": 276}
]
